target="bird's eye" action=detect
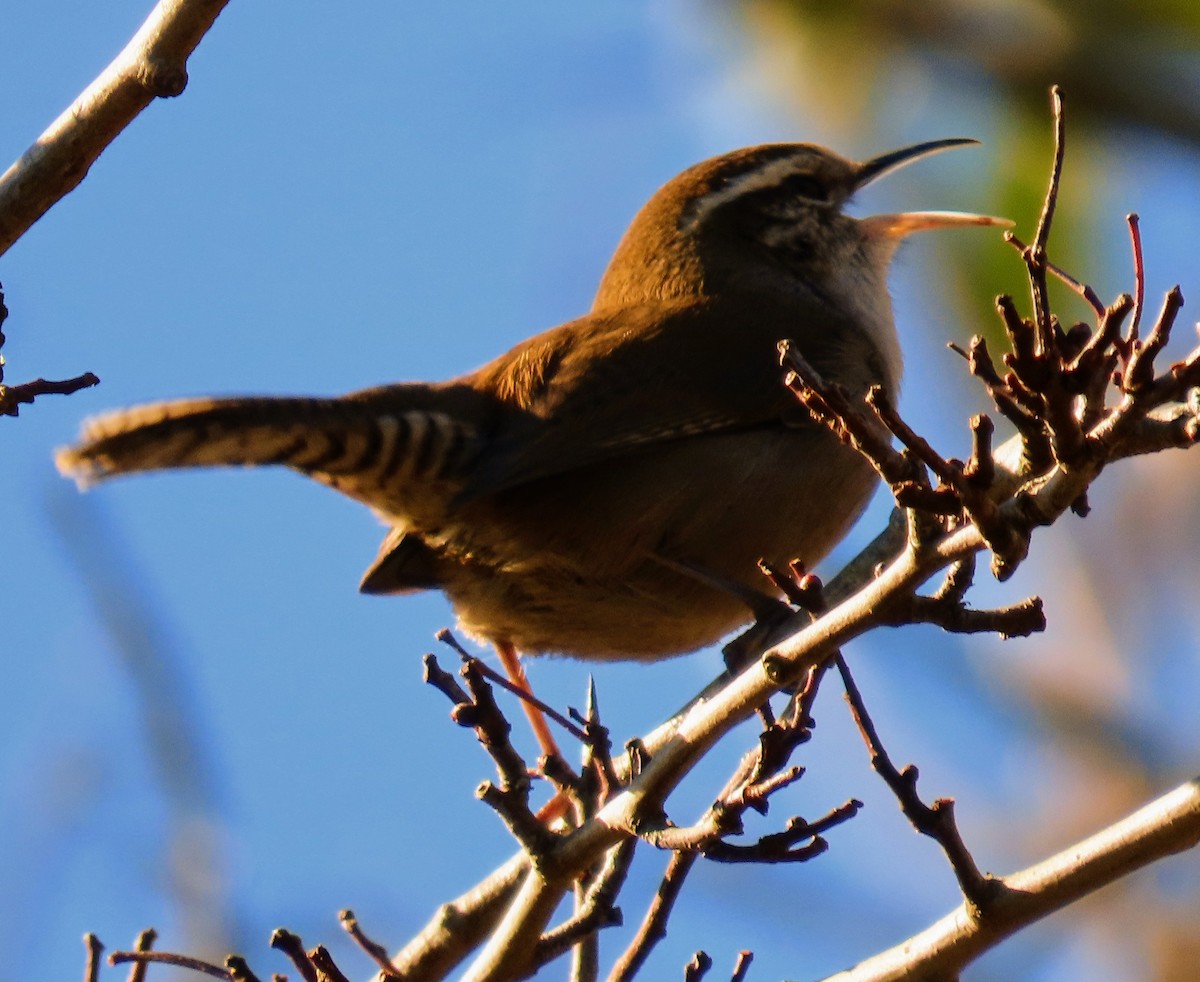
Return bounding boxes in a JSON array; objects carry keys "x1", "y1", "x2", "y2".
[{"x1": 780, "y1": 175, "x2": 829, "y2": 202}]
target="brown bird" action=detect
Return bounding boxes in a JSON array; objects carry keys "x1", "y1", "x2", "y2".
[{"x1": 58, "y1": 140, "x2": 1005, "y2": 677}]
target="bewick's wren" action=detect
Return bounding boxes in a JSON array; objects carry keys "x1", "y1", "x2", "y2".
[{"x1": 58, "y1": 140, "x2": 1006, "y2": 661}]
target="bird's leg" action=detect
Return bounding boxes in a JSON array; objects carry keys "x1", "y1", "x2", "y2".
[
  {"x1": 652, "y1": 555, "x2": 793, "y2": 676},
  {"x1": 650, "y1": 555, "x2": 797, "y2": 726},
  {"x1": 721, "y1": 559, "x2": 827, "y2": 706},
  {"x1": 494, "y1": 640, "x2": 564, "y2": 763}
]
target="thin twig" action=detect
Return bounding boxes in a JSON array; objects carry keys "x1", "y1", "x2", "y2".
[
  {"x1": 462, "y1": 647, "x2": 589, "y2": 744},
  {"x1": 108, "y1": 950, "x2": 231, "y2": 980},
  {"x1": 704, "y1": 801, "x2": 861, "y2": 864},
  {"x1": 126, "y1": 929, "x2": 158, "y2": 982},
  {"x1": 882, "y1": 594, "x2": 1046, "y2": 640},
  {"x1": 308, "y1": 946, "x2": 351, "y2": 982},
  {"x1": 477, "y1": 779, "x2": 559, "y2": 857},
  {"x1": 225, "y1": 957, "x2": 264, "y2": 982},
  {"x1": 0, "y1": 371, "x2": 99, "y2": 416},
  {"x1": 446, "y1": 655, "x2": 532, "y2": 796},
  {"x1": 84, "y1": 934, "x2": 105, "y2": 982},
  {"x1": 1028, "y1": 84, "x2": 1067, "y2": 341},
  {"x1": 270, "y1": 929, "x2": 317, "y2": 982},
  {"x1": 534, "y1": 839, "x2": 634, "y2": 965},
  {"x1": 835, "y1": 656, "x2": 995, "y2": 908},
  {"x1": 1004, "y1": 233, "x2": 1104, "y2": 316},
  {"x1": 684, "y1": 951, "x2": 713, "y2": 981},
  {"x1": 340, "y1": 910, "x2": 401, "y2": 980},
  {"x1": 1123, "y1": 287, "x2": 1183, "y2": 393},
  {"x1": 606, "y1": 851, "x2": 698, "y2": 982},
  {"x1": 1128, "y1": 213, "x2": 1145, "y2": 339}
]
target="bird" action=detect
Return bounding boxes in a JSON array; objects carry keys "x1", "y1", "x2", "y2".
[{"x1": 58, "y1": 139, "x2": 1006, "y2": 674}]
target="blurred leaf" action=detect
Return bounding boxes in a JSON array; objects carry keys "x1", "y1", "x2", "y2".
[{"x1": 746, "y1": 0, "x2": 1200, "y2": 145}]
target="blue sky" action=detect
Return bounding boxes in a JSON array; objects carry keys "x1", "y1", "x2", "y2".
[{"x1": 4, "y1": 4, "x2": 1200, "y2": 981}]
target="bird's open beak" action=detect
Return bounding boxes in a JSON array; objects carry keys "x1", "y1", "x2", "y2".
[
  {"x1": 855, "y1": 138, "x2": 980, "y2": 188},
  {"x1": 861, "y1": 210, "x2": 1013, "y2": 237},
  {"x1": 854, "y1": 138, "x2": 1013, "y2": 238}
]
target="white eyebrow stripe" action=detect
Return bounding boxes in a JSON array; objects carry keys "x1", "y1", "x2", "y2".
[{"x1": 682, "y1": 157, "x2": 806, "y2": 230}]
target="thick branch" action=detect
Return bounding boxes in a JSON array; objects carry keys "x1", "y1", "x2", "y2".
[
  {"x1": 380, "y1": 853, "x2": 526, "y2": 981},
  {"x1": 821, "y1": 777, "x2": 1200, "y2": 981},
  {"x1": 459, "y1": 869, "x2": 567, "y2": 982},
  {"x1": 0, "y1": 0, "x2": 232, "y2": 255}
]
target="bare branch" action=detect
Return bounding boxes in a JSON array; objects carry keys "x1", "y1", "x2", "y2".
[
  {"x1": 821, "y1": 777, "x2": 1200, "y2": 981},
  {"x1": 730, "y1": 950, "x2": 754, "y2": 982},
  {"x1": 225, "y1": 957, "x2": 264, "y2": 982},
  {"x1": 457, "y1": 644, "x2": 589, "y2": 744},
  {"x1": 684, "y1": 951, "x2": 713, "y2": 981},
  {"x1": 379, "y1": 854, "x2": 526, "y2": 981},
  {"x1": 269, "y1": 929, "x2": 317, "y2": 982},
  {"x1": 837, "y1": 656, "x2": 994, "y2": 906},
  {"x1": 882, "y1": 594, "x2": 1046, "y2": 640},
  {"x1": 606, "y1": 851, "x2": 698, "y2": 982},
  {"x1": 477, "y1": 779, "x2": 559, "y2": 858},
  {"x1": 84, "y1": 933, "x2": 105, "y2": 982},
  {"x1": 0, "y1": 371, "x2": 100, "y2": 417},
  {"x1": 458, "y1": 869, "x2": 569, "y2": 982},
  {"x1": 339, "y1": 910, "x2": 402, "y2": 980},
  {"x1": 533, "y1": 840, "x2": 633, "y2": 967},
  {"x1": 307, "y1": 946, "x2": 351, "y2": 982},
  {"x1": 125, "y1": 929, "x2": 157, "y2": 982},
  {"x1": 0, "y1": 285, "x2": 99, "y2": 416},
  {"x1": 108, "y1": 949, "x2": 231, "y2": 980},
  {"x1": 1128, "y1": 212, "x2": 1145, "y2": 338},
  {"x1": 0, "y1": 0, "x2": 233, "y2": 254}
]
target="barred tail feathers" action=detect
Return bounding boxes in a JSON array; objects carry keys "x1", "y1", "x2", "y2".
[{"x1": 55, "y1": 395, "x2": 481, "y2": 514}]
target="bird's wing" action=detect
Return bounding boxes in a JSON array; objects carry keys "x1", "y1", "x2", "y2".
[{"x1": 459, "y1": 294, "x2": 857, "y2": 501}]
